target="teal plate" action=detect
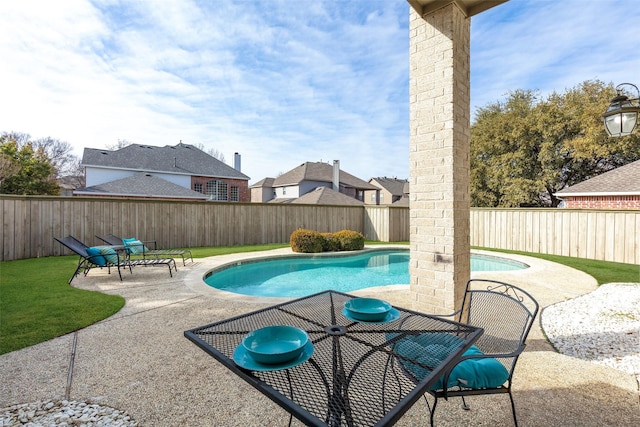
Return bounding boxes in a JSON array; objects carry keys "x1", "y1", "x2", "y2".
[
  {"x1": 342, "y1": 307, "x2": 401, "y2": 324},
  {"x1": 233, "y1": 340, "x2": 314, "y2": 371}
]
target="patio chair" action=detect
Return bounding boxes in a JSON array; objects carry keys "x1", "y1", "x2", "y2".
[
  {"x1": 54, "y1": 235, "x2": 131, "y2": 284},
  {"x1": 96, "y1": 234, "x2": 193, "y2": 266},
  {"x1": 392, "y1": 279, "x2": 539, "y2": 427},
  {"x1": 55, "y1": 235, "x2": 178, "y2": 284}
]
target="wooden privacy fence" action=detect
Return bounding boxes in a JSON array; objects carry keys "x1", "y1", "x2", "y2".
[
  {"x1": 1, "y1": 196, "x2": 383, "y2": 261},
  {"x1": 1, "y1": 195, "x2": 638, "y2": 264},
  {"x1": 470, "y1": 208, "x2": 640, "y2": 265}
]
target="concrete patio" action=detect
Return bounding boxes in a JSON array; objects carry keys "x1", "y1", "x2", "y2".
[{"x1": 1, "y1": 248, "x2": 638, "y2": 426}]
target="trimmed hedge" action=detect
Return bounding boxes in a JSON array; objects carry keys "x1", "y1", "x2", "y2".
[
  {"x1": 333, "y1": 229, "x2": 365, "y2": 251},
  {"x1": 290, "y1": 229, "x2": 324, "y2": 253},
  {"x1": 290, "y1": 229, "x2": 365, "y2": 253},
  {"x1": 320, "y1": 232, "x2": 341, "y2": 252}
]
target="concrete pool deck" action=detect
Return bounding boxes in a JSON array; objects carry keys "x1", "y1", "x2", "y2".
[{"x1": 1, "y1": 247, "x2": 639, "y2": 426}]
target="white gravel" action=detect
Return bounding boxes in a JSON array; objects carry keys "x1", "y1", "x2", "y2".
[
  {"x1": 2, "y1": 283, "x2": 638, "y2": 426},
  {"x1": 0, "y1": 400, "x2": 136, "y2": 426},
  {"x1": 541, "y1": 283, "x2": 640, "y2": 378}
]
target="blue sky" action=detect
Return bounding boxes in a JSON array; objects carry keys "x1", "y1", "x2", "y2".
[{"x1": 1, "y1": 0, "x2": 639, "y2": 184}]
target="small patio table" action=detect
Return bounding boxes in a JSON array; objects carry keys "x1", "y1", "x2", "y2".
[{"x1": 184, "y1": 290, "x2": 482, "y2": 426}]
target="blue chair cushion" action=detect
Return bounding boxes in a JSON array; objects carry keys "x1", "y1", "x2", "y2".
[
  {"x1": 122, "y1": 238, "x2": 148, "y2": 255},
  {"x1": 442, "y1": 345, "x2": 510, "y2": 390},
  {"x1": 95, "y1": 246, "x2": 119, "y2": 265},
  {"x1": 392, "y1": 332, "x2": 510, "y2": 390},
  {"x1": 86, "y1": 247, "x2": 107, "y2": 266}
]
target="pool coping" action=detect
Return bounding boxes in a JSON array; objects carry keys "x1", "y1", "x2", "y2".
[{"x1": 182, "y1": 245, "x2": 569, "y2": 305}]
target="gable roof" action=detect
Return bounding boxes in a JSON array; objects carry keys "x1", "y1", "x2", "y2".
[
  {"x1": 290, "y1": 187, "x2": 364, "y2": 206},
  {"x1": 82, "y1": 143, "x2": 250, "y2": 180},
  {"x1": 392, "y1": 195, "x2": 410, "y2": 206},
  {"x1": 74, "y1": 172, "x2": 208, "y2": 200},
  {"x1": 273, "y1": 162, "x2": 378, "y2": 190},
  {"x1": 369, "y1": 177, "x2": 409, "y2": 195},
  {"x1": 556, "y1": 159, "x2": 640, "y2": 197},
  {"x1": 250, "y1": 177, "x2": 275, "y2": 188}
]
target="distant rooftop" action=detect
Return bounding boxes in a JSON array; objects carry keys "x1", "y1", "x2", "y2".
[
  {"x1": 370, "y1": 177, "x2": 409, "y2": 196},
  {"x1": 290, "y1": 187, "x2": 364, "y2": 206},
  {"x1": 82, "y1": 143, "x2": 250, "y2": 181},
  {"x1": 273, "y1": 162, "x2": 378, "y2": 190},
  {"x1": 556, "y1": 159, "x2": 640, "y2": 196},
  {"x1": 74, "y1": 172, "x2": 208, "y2": 199}
]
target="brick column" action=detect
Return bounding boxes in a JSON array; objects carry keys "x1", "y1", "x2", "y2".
[{"x1": 409, "y1": 4, "x2": 471, "y2": 313}]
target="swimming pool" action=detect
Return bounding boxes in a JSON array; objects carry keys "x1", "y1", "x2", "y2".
[{"x1": 204, "y1": 249, "x2": 529, "y2": 298}]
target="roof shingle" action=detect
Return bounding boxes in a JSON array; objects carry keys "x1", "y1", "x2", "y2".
[
  {"x1": 556, "y1": 159, "x2": 640, "y2": 196},
  {"x1": 74, "y1": 173, "x2": 208, "y2": 199},
  {"x1": 82, "y1": 143, "x2": 250, "y2": 180},
  {"x1": 272, "y1": 162, "x2": 377, "y2": 190}
]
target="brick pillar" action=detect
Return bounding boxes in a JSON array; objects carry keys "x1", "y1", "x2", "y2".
[{"x1": 409, "y1": 4, "x2": 470, "y2": 314}]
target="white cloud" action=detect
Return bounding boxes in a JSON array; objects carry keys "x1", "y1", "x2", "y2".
[{"x1": 1, "y1": 0, "x2": 638, "y2": 184}]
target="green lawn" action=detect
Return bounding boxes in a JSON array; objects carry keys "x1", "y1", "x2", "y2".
[
  {"x1": 474, "y1": 247, "x2": 640, "y2": 285},
  {"x1": 1, "y1": 243, "x2": 636, "y2": 355},
  {"x1": 0, "y1": 255, "x2": 125, "y2": 355}
]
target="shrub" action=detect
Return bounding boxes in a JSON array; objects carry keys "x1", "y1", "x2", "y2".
[
  {"x1": 320, "y1": 232, "x2": 341, "y2": 252},
  {"x1": 290, "y1": 229, "x2": 324, "y2": 253},
  {"x1": 333, "y1": 230, "x2": 365, "y2": 251}
]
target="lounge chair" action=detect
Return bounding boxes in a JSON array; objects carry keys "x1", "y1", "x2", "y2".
[
  {"x1": 55, "y1": 236, "x2": 177, "y2": 284},
  {"x1": 96, "y1": 234, "x2": 193, "y2": 265}
]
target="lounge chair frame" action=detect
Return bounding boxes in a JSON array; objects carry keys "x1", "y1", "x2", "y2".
[
  {"x1": 55, "y1": 235, "x2": 177, "y2": 284},
  {"x1": 96, "y1": 234, "x2": 193, "y2": 266}
]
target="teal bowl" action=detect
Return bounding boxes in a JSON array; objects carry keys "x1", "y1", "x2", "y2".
[
  {"x1": 344, "y1": 298, "x2": 392, "y2": 322},
  {"x1": 242, "y1": 325, "x2": 309, "y2": 364}
]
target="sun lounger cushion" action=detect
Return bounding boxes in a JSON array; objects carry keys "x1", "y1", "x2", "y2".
[
  {"x1": 95, "y1": 246, "x2": 119, "y2": 264},
  {"x1": 392, "y1": 332, "x2": 510, "y2": 390},
  {"x1": 122, "y1": 238, "x2": 149, "y2": 255},
  {"x1": 86, "y1": 247, "x2": 107, "y2": 266}
]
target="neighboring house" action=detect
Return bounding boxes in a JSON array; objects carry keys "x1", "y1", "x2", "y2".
[
  {"x1": 75, "y1": 172, "x2": 209, "y2": 200},
  {"x1": 290, "y1": 186, "x2": 364, "y2": 206},
  {"x1": 57, "y1": 175, "x2": 85, "y2": 197},
  {"x1": 250, "y1": 177, "x2": 275, "y2": 203},
  {"x1": 251, "y1": 160, "x2": 378, "y2": 205},
  {"x1": 365, "y1": 177, "x2": 409, "y2": 205},
  {"x1": 76, "y1": 143, "x2": 250, "y2": 201},
  {"x1": 555, "y1": 159, "x2": 640, "y2": 209}
]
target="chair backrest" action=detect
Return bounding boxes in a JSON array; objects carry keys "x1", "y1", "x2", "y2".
[
  {"x1": 458, "y1": 279, "x2": 539, "y2": 362},
  {"x1": 54, "y1": 235, "x2": 90, "y2": 258},
  {"x1": 96, "y1": 234, "x2": 123, "y2": 246}
]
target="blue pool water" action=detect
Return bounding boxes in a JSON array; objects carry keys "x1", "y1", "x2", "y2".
[{"x1": 204, "y1": 249, "x2": 528, "y2": 298}]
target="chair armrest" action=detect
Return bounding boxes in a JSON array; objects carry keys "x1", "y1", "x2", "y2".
[
  {"x1": 458, "y1": 343, "x2": 526, "y2": 361},
  {"x1": 437, "y1": 309, "x2": 461, "y2": 319},
  {"x1": 141, "y1": 240, "x2": 158, "y2": 250}
]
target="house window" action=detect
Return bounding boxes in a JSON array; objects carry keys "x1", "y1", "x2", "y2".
[
  {"x1": 206, "y1": 180, "x2": 228, "y2": 201},
  {"x1": 194, "y1": 183, "x2": 203, "y2": 193},
  {"x1": 380, "y1": 193, "x2": 384, "y2": 203},
  {"x1": 230, "y1": 186, "x2": 239, "y2": 202},
  {"x1": 370, "y1": 193, "x2": 376, "y2": 203}
]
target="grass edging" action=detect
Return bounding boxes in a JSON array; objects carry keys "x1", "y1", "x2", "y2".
[{"x1": 473, "y1": 246, "x2": 640, "y2": 285}]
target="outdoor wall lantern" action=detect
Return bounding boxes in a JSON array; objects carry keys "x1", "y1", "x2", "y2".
[{"x1": 603, "y1": 82, "x2": 640, "y2": 137}]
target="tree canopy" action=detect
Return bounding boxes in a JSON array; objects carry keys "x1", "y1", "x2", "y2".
[
  {"x1": 471, "y1": 80, "x2": 640, "y2": 207},
  {"x1": 0, "y1": 132, "x2": 81, "y2": 195}
]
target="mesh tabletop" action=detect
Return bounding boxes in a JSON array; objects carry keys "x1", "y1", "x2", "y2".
[{"x1": 185, "y1": 290, "x2": 482, "y2": 427}]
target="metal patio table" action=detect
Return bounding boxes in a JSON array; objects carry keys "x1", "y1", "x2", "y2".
[{"x1": 184, "y1": 290, "x2": 483, "y2": 427}]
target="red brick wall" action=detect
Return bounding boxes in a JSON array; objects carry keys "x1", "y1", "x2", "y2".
[
  {"x1": 190, "y1": 177, "x2": 249, "y2": 202},
  {"x1": 563, "y1": 195, "x2": 640, "y2": 209}
]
